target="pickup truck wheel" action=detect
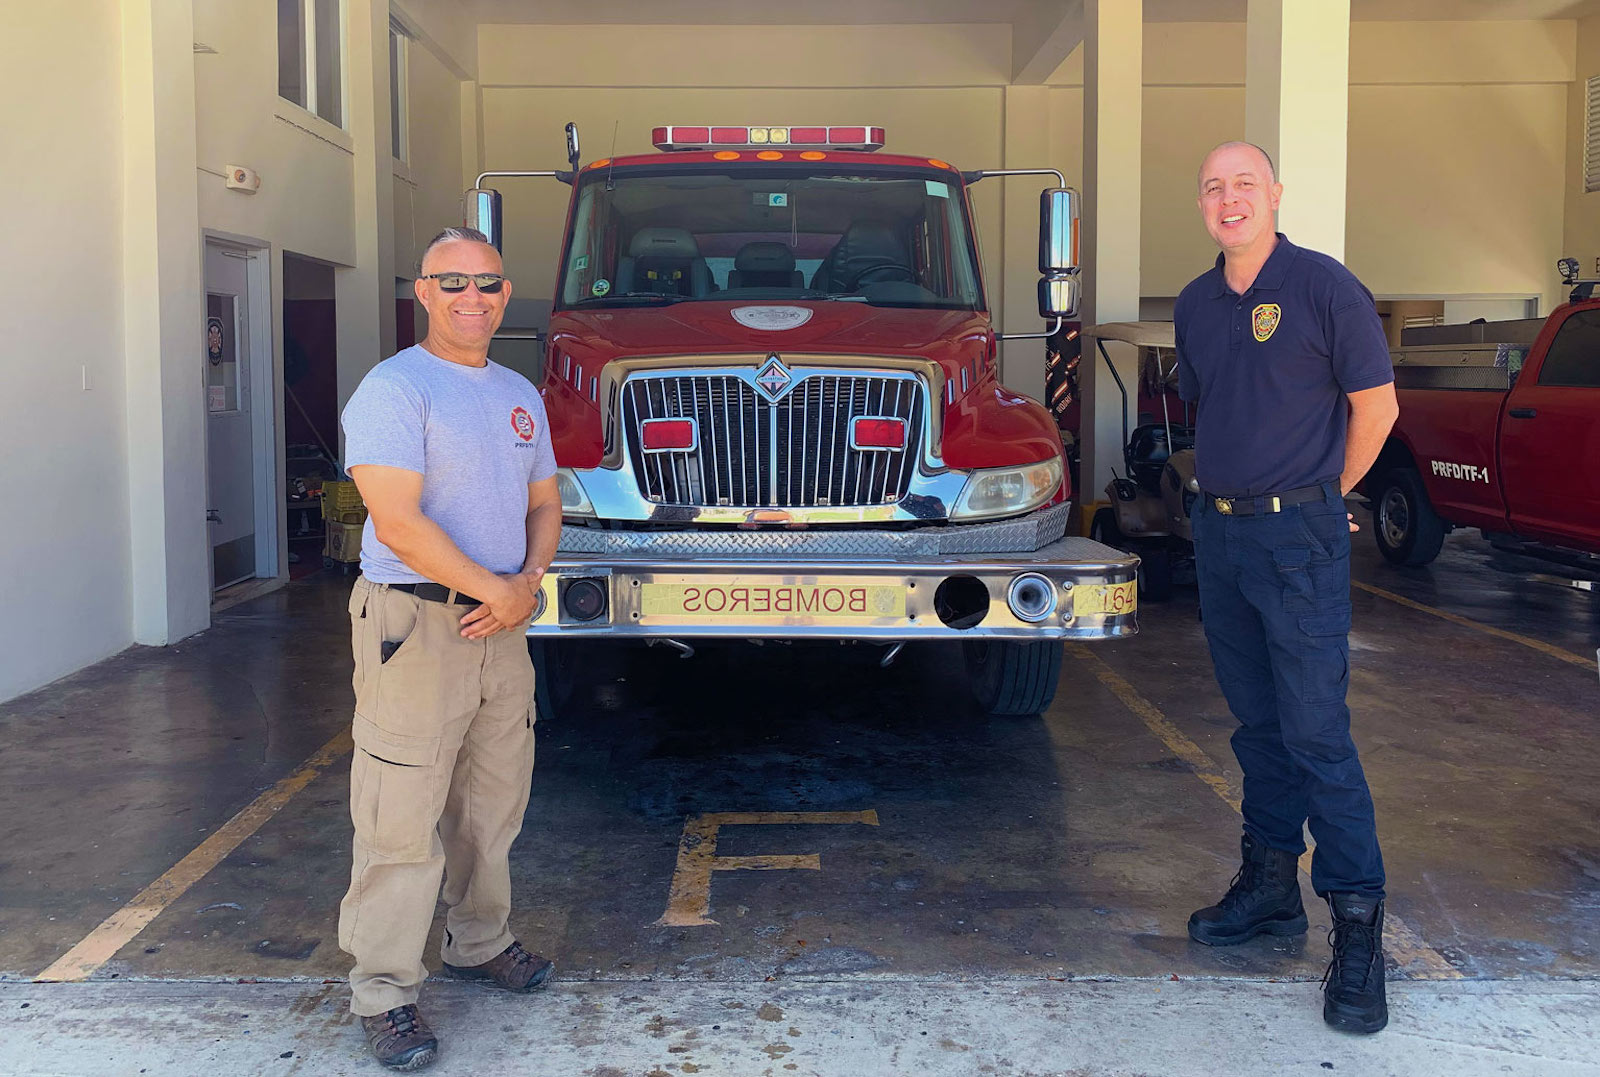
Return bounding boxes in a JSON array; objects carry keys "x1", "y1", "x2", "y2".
[
  {"x1": 1373, "y1": 467, "x2": 1447, "y2": 566},
  {"x1": 964, "y1": 639, "x2": 1063, "y2": 716},
  {"x1": 528, "y1": 638, "x2": 574, "y2": 723}
]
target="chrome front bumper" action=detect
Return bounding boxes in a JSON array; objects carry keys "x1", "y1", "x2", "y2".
[{"x1": 527, "y1": 517, "x2": 1138, "y2": 642}]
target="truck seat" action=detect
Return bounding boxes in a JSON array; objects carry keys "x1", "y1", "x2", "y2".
[
  {"x1": 617, "y1": 227, "x2": 713, "y2": 297},
  {"x1": 1125, "y1": 423, "x2": 1194, "y2": 493},
  {"x1": 727, "y1": 241, "x2": 803, "y2": 289},
  {"x1": 810, "y1": 221, "x2": 917, "y2": 293}
]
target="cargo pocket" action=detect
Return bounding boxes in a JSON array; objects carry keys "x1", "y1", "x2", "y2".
[
  {"x1": 350, "y1": 712, "x2": 441, "y2": 862},
  {"x1": 1273, "y1": 546, "x2": 1316, "y2": 612},
  {"x1": 1295, "y1": 608, "x2": 1352, "y2": 706}
]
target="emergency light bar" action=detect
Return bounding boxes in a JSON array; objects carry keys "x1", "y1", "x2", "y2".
[{"x1": 652, "y1": 126, "x2": 886, "y2": 152}]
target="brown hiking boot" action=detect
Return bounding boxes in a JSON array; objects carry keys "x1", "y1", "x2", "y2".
[
  {"x1": 360, "y1": 1004, "x2": 438, "y2": 1071},
  {"x1": 442, "y1": 940, "x2": 555, "y2": 992}
]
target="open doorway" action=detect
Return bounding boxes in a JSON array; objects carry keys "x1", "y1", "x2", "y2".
[
  {"x1": 282, "y1": 254, "x2": 340, "y2": 579},
  {"x1": 204, "y1": 239, "x2": 276, "y2": 594}
]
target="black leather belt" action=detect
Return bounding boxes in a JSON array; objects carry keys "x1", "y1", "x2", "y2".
[
  {"x1": 1207, "y1": 484, "x2": 1327, "y2": 516},
  {"x1": 389, "y1": 582, "x2": 482, "y2": 605}
]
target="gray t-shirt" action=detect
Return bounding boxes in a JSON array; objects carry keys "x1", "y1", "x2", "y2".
[{"x1": 341, "y1": 344, "x2": 557, "y2": 583}]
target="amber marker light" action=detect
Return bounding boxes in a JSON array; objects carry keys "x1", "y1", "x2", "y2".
[
  {"x1": 713, "y1": 151, "x2": 741, "y2": 160},
  {"x1": 589, "y1": 158, "x2": 611, "y2": 169},
  {"x1": 756, "y1": 151, "x2": 783, "y2": 161},
  {"x1": 799, "y1": 151, "x2": 827, "y2": 161},
  {"x1": 927, "y1": 158, "x2": 952, "y2": 170}
]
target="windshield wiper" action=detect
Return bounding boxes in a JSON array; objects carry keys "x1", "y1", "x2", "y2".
[
  {"x1": 574, "y1": 292, "x2": 691, "y2": 306},
  {"x1": 799, "y1": 292, "x2": 869, "y2": 302}
]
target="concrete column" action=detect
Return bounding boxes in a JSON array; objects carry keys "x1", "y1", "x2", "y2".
[
  {"x1": 1245, "y1": 0, "x2": 1351, "y2": 259},
  {"x1": 1079, "y1": 0, "x2": 1142, "y2": 508},
  {"x1": 122, "y1": 0, "x2": 210, "y2": 645},
  {"x1": 335, "y1": 0, "x2": 398, "y2": 423}
]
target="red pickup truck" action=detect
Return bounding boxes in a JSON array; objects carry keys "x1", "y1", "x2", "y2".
[{"x1": 1364, "y1": 268, "x2": 1600, "y2": 568}]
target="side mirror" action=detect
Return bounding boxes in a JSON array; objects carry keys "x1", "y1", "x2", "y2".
[
  {"x1": 565, "y1": 122, "x2": 581, "y2": 171},
  {"x1": 1039, "y1": 187, "x2": 1079, "y2": 273},
  {"x1": 1039, "y1": 273, "x2": 1079, "y2": 320},
  {"x1": 465, "y1": 187, "x2": 504, "y2": 252}
]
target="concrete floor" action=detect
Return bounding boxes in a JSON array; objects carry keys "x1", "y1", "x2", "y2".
[{"x1": 1, "y1": 513, "x2": 1597, "y2": 1075}]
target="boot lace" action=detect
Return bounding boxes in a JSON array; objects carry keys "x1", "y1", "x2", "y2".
[
  {"x1": 1322, "y1": 919, "x2": 1381, "y2": 992},
  {"x1": 505, "y1": 941, "x2": 539, "y2": 968},
  {"x1": 1217, "y1": 858, "x2": 1267, "y2": 913},
  {"x1": 381, "y1": 1005, "x2": 420, "y2": 1036}
]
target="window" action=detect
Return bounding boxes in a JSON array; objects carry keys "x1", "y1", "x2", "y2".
[
  {"x1": 389, "y1": 20, "x2": 410, "y2": 163},
  {"x1": 557, "y1": 165, "x2": 984, "y2": 311},
  {"x1": 1586, "y1": 75, "x2": 1600, "y2": 194},
  {"x1": 1537, "y1": 308, "x2": 1600, "y2": 388},
  {"x1": 278, "y1": 0, "x2": 344, "y2": 128}
]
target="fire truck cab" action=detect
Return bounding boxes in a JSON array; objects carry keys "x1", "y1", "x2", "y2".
[{"x1": 466, "y1": 123, "x2": 1138, "y2": 718}]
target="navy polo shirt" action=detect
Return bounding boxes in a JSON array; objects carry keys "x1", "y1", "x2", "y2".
[{"x1": 1174, "y1": 234, "x2": 1393, "y2": 498}]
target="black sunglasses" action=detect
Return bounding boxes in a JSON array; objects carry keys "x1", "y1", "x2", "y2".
[{"x1": 419, "y1": 272, "x2": 507, "y2": 293}]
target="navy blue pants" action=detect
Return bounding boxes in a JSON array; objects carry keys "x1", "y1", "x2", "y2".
[{"x1": 1192, "y1": 481, "x2": 1385, "y2": 898}]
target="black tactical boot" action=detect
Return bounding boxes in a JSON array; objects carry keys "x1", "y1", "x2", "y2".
[
  {"x1": 1187, "y1": 833, "x2": 1308, "y2": 946},
  {"x1": 1323, "y1": 893, "x2": 1388, "y2": 1033},
  {"x1": 360, "y1": 1004, "x2": 438, "y2": 1070}
]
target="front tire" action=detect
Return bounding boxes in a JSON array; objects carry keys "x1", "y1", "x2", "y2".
[
  {"x1": 1138, "y1": 541, "x2": 1174, "y2": 602},
  {"x1": 964, "y1": 639, "x2": 1063, "y2": 716},
  {"x1": 1089, "y1": 507, "x2": 1123, "y2": 547},
  {"x1": 528, "y1": 638, "x2": 574, "y2": 723},
  {"x1": 1372, "y1": 467, "x2": 1447, "y2": 566}
]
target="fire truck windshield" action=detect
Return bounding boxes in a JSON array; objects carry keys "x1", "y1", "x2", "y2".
[{"x1": 557, "y1": 165, "x2": 984, "y2": 311}]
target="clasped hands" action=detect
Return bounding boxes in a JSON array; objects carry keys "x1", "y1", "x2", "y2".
[{"x1": 459, "y1": 569, "x2": 546, "y2": 639}]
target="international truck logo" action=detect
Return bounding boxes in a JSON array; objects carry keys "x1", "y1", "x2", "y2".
[
  {"x1": 755, "y1": 355, "x2": 795, "y2": 401},
  {"x1": 1252, "y1": 303, "x2": 1281, "y2": 342},
  {"x1": 510, "y1": 406, "x2": 537, "y2": 442}
]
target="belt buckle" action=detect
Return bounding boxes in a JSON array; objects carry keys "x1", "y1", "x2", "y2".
[{"x1": 1215, "y1": 497, "x2": 1233, "y2": 515}]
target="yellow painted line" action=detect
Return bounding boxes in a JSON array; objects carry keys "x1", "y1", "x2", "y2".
[
  {"x1": 1070, "y1": 644, "x2": 1243, "y2": 812},
  {"x1": 656, "y1": 810, "x2": 879, "y2": 928},
  {"x1": 1353, "y1": 580, "x2": 1594, "y2": 671},
  {"x1": 35, "y1": 729, "x2": 354, "y2": 983},
  {"x1": 1066, "y1": 644, "x2": 1462, "y2": 981}
]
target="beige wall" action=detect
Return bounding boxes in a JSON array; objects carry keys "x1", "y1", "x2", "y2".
[
  {"x1": 394, "y1": 29, "x2": 473, "y2": 276},
  {"x1": 469, "y1": 18, "x2": 1578, "y2": 402},
  {"x1": 1564, "y1": 15, "x2": 1600, "y2": 281},
  {"x1": 0, "y1": 6, "x2": 134, "y2": 700},
  {"x1": 1050, "y1": 21, "x2": 1573, "y2": 309},
  {"x1": 192, "y1": 1, "x2": 358, "y2": 267}
]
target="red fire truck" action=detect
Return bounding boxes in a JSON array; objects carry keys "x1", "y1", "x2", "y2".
[
  {"x1": 1365, "y1": 261, "x2": 1600, "y2": 570},
  {"x1": 465, "y1": 123, "x2": 1138, "y2": 718}
]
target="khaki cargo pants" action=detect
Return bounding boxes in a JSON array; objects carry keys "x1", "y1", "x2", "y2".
[{"x1": 339, "y1": 576, "x2": 536, "y2": 1016}]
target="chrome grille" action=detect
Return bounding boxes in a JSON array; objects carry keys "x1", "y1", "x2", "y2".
[{"x1": 622, "y1": 372, "x2": 924, "y2": 508}]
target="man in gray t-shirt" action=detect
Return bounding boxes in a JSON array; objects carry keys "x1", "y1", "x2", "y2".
[{"x1": 337, "y1": 227, "x2": 562, "y2": 1071}]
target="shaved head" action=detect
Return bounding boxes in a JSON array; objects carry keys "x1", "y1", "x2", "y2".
[{"x1": 1198, "y1": 141, "x2": 1276, "y2": 191}]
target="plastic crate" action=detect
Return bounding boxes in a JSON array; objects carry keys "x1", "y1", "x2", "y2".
[{"x1": 321, "y1": 480, "x2": 365, "y2": 514}]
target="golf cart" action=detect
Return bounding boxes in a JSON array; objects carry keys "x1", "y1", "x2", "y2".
[{"x1": 1085, "y1": 321, "x2": 1198, "y2": 601}]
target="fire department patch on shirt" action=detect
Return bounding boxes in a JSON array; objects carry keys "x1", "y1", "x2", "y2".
[
  {"x1": 510, "y1": 405, "x2": 536, "y2": 442},
  {"x1": 1252, "y1": 303, "x2": 1281, "y2": 342}
]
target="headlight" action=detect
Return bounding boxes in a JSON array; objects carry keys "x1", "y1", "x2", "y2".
[
  {"x1": 950, "y1": 456, "x2": 1063, "y2": 521},
  {"x1": 555, "y1": 468, "x2": 595, "y2": 517}
]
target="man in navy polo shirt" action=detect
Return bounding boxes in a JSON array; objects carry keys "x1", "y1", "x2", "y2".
[{"x1": 1174, "y1": 142, "x2": 1400, "y2": 1034}]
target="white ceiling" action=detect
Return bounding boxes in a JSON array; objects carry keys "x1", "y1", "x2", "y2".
[{"x1": 456, "y1": 0, "x2": 1600, "y2": 25}]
